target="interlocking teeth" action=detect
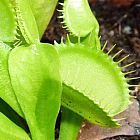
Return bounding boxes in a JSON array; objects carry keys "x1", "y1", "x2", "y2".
[
  {"x1": 127, "y1": 77, "x2": 140, "y2": 80},
  {"x1": 66, "y1": 34, "x2": 70, "y2": 44},
  {"x1": 101, "y1": 41, "x2": 108, "y2": 51},
  {"x1": 107, "y1": 44, "x2": 116, "y2": 55},
  {"x1": 115, "y1": 118, "x2": 126, "y2": 121},
  {"x1": 59, "y1": 2, "x2": 64, "y2": 6},
  {"x1": 117, "y1": 55, "x2": 130, "y2": 63},
  {"x1": 54, "y1": 40, "x2": 58, "y2": 45},
  {"x1": 128, "y1": 84, "x2": 140, "y2": 87},
  {"x1": 57, "y1": 16, "x2": 64, "y2": 19},
  {"x1": 112, "y1": 49, "x2": 123, "y2": 59},
  {"x1": 122, "y1": 62, "x2": 136, "y2": 69},
  {"x1": 57, "y1": 9, "x2": 64, "y2": 12},
  {"x1": 124, "y1": 70, "x2": 136, "y2": 75},
  {"x1": 62, "y1": 25, "x2": 67, "y2": 29},
  {"x1": 61, "y1": 37, "x2": 64, "y2": 44},
  {"x1": 61, "y1": 21, "x2": 65, "y2": 24},
  {"x1": 13, "y1": 40, "x2": 22, "y2": 47}
]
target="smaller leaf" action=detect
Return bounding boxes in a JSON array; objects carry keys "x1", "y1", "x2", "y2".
[
  {"x1": 0, "y1": 98, "x2": 27, "y2": 131},
  {"x1": 0, "y1": 112, "x2": 30, "y2": 140},
  {"x1": 0, "y1": 42, "x2": 23, "y2": 117},
  {"x1": 59, "y1": 108, "x2": 83, "y2": 140}
]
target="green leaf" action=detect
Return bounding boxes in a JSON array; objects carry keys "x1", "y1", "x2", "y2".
[
  {"x1": 59, "y1": 108, "x2": 83, "y2": 140},
  {"x1": 0, "y1": 0, "x2": 17, "y2": 43},
  {"x1": 9, "y1": 43, "x2": 62, "y2": 140},
  {"x1": 56, "y1": 42, "x2": 131, "y2": 127},
  {"x1": 0, "y1": 42, "x2": 23, "y2": 117},
  {"x1": 30, "y1": 0, "x2": 59, "y2": 38},
  {"x1": 0, "y1": 112, "x2": 30, "y2": 140},
  {"x1": 0, "y1": 98, "x2": 27, "y2": 131}
]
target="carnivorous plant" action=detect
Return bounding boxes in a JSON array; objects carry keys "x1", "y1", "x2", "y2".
[{"x1": 0, "y1": 0, "x2": 138, "y2": 139}]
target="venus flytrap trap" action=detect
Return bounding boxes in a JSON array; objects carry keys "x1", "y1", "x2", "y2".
[
  {"x1": 55, "y1": 39, "x2": 131, "y2": 139},
  {"x1": 58, "y1": 0, "x2": 101, "y2": 50},
  {"x1": 0, "y1": 0, "x2": 138, "y2": 140},
  {"x1": 58, "y1": 0, "x2": 99, "y2": 37}
]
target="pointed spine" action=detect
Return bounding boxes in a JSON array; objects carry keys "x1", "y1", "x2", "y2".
[
  {"x1": 102, "y1": 41, "x2": 108, "y2": 51},
  {"x1": 117, "y1": 55, "x2": 129, "y2": 63}
]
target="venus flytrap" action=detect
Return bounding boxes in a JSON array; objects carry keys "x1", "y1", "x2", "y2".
[
  {"x1": 55, "y1": 41, "x2": 131, "y2": 122},
  {"x1": 0, "y1": 0, "x2": 138, "y2": 140}
]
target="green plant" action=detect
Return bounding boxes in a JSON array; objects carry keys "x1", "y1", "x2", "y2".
[{"x1": 0, "y1": 0, "x2": 138, "y2": 139}]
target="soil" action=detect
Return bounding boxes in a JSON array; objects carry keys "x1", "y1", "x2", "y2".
[{"x1": 41, "y1": 0, "x2": 140, "y2": 139}]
